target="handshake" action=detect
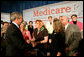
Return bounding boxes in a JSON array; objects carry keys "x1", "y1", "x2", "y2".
[{"x1": 26, "y1": 39, "x2": 40, "y2": 47}]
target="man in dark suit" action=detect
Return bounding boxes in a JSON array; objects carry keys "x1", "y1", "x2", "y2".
[
  {"x1": 5, "y1": 12, "x2": 35, "y2": 56},
  {"x1": 61, "y1": 16, "x2": 81, "y2": 56}
]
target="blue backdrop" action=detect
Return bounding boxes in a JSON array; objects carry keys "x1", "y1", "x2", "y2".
[{"x1": 1, "y1": 1, "x2": 63, "y2": 14}]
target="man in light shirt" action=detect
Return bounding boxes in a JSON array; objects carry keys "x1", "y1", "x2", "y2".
[
  {"x1": 46, "y1": 16, "x2": 53, "y2": 35},
  {"x1": 46, "y1": 16, "x2": 53, "y2": 56},
  {"x1": 46, "y1": 16, "x2": 53, "y2": 43},
  {"x1": 59, "y1": 16, "x2": 63, "y2": 22}
]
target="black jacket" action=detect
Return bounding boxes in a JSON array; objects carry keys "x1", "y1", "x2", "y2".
[
  {"x1": 51, "y1": 31, "x2": 66, "y2": 56},
  {"x1": 78, "y1": 39, "x2": 84, "y2": 56},
  {"x1": 5, "y1": 23, "x2": 32, "y2": 56}
]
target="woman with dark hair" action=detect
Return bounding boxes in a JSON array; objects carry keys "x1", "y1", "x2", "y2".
[
  {"x1": 28, "y1": 21, "x2": 34, "y2": 38},
  {"x1": 51, "y1": 18, "x2": 66, "y2": 56},
  {"x1": 69, "y1": 14, "x2": 83, "y2": 32}
]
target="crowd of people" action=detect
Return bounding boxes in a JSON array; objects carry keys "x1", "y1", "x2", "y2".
[{"x1": 1, "y1": 12, "x2": 83, "y2": 56}]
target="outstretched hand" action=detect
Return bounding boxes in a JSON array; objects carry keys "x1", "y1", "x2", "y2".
[
  {"x1": 31, "y1": 41, "x2": 40, "y2": 47},
  {"x1": 26, "y1": 40, "x2": 31, "y2": 44}
]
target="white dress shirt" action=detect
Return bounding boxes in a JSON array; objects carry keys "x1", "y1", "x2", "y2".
[
  {"x1": 65, "y1": 23, "x2": 69, "y2": 30},
  {"x1": 12, "y1": 22, "x2": 19, "y2": 28},
  {"x1": 46, "y1": 21, "x2": 53, "y2": 34}
]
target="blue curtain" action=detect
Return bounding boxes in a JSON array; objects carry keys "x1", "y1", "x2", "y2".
[{"x1": 1, "y1": 1, "x2": 63, "y2": 14}]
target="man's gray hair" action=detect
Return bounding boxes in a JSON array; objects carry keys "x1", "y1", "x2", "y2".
[
  {"x1": 62, "y1": 15, "x2": 69, "y2": 22},
  {"x1": 10, "y1": 12, "x2": 22, "y2": 21}
]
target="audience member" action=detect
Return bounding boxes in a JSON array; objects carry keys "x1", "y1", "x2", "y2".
[
  {"x1": 33, "y1": 20, "x2": 48, "y2": 56},
  {"x1": 61, "y1": 16, "x2": 81, "y2": 56},
  {"x1": 1, "y1": 22, "x2": 9, "y2": 56},
  {"x1": 28, "y1": 21, "x2": 34, "y2": 38},
  {"x1": 51, "y1": 19, "x2": 66, "y2": 56},
  {"x1": 69, "y1": 14, "x2": 83, "y2": 39},
  {"x1": 45, "y1": 16, "x2": 53, "y2": 55},
  {"x1": 69, "y1": 14, "x2": 83, "y2": 32},
  {"x1": 20, "y1": 21, "x2": 31, "y2": 44},
  {"x1": 59, "y1": 16, "x2": 63, "y2": 22}
]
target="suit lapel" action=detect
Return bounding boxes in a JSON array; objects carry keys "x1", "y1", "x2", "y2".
[
  {"x1": 11, "y1": 23, "x2": 23, "y2": 38},
  {"x1": 65, "y1": 24, "x2": 71, "y2": 44},
  {"x1": 65, "y1": 24, "x2": 70, "y2": 33}
]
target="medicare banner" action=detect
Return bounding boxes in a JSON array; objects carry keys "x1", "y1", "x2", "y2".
[{"x1": 23, "y1": 1, "x2": 83, "y2": 26}]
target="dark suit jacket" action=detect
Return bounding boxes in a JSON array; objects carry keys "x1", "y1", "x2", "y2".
[
  {"x1": 5, "y1": 23, "x2": 32, "y2": 56},
  {"x1": 65, "y1": 24, "x2": 81, "y2": 52},
  {"x1": 78, "y1": 39, "x2": 84, "y2": 56}
]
